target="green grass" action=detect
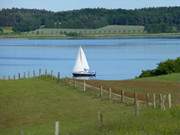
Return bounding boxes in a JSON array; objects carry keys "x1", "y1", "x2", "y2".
[
  {"x1": 25, "y1": 25, "x2": 145, "y2": 37},
  {"x1": 0, "y1": 77, "x2": 180, "y2": 135},
  {"x1": 1, "y1": 26, "x2": 13, "y2": 33},
  {"x1": 136, "y1": 73, "x2": 180, "y2": 82}
]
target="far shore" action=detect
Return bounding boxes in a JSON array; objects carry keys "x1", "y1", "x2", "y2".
[{"x1": 1, "y1": 33, "x2": 180, "y2": 39}]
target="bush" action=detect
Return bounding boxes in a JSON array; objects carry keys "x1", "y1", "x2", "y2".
[
  {"x1": 65, "y1": 32, "x2": 80, "y2": 37},
  {"x1": 0, "y1": 27, "x2": 3, "y2": 33},
  {"x1": 139, "y1": 57, "x2": 180, "y2": 78}
]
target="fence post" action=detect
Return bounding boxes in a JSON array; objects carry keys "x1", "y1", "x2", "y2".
[
  {"x1": 135, "y1": 101, "x2": 140, "y2": 116},
  {"x1": 13, "y1": 75, "x2": 16, "y2": 80},
  {"x1": 162, "y1": 95, "x2": 166, "y2": 111},
  {"x1": 83, "y1": 80, "x2": 86, "y2": 92},
  {"x1": 153, "y1": 93, "x2": 156, "y2": 108},
  {"x1": 18, "y1": 73, "x2": 21, "y2": 79},
  {"x1": 28, "y1": 71, "x2": 30, "y2": 78},
  {"x1": 121, "y1": 90, "x2": 124, "y2": 103},
  {"x1": 8, "y1": 76, "x2": 10, "y2": 80},
  {"x1": 20, "y1": 128, "x2": 24, "y2": 135},
  {"x1": 57, "y1": 72, "x2": 60, "y2": 81},
  {"x1": 45, "y1": 69, "x2": 47, "y2": 76},
  {"x1": 100, "y1": 86, "x2": 103, "y2": 97},
  {"x1": 39, "y1": 68, "x2": 41, "y2": 76},
  {"x1": 55, "y1": 121, "x2": 60, "y2": 135},
  {"x1": 168, "y1": 93, "x2": 172, "y2": 109},
  {"x1": 134, "y1": 91, "x2": 137, "y2": 105},
  {"x1": 97, "y1": 111, "x2": 103, "y2": 128},
  {"x1": 74, "y1": 79, "x2": 77, "y2": 88},
  {"x1": 23, "y1": 72, "x2": 26, "y2": 79},
  {"x1": 33, "y1": 70, "x2": 35, "y2": 77},
  {"x1": 159, "y1": 93, "x2": 163, "y2": 109},
  {"x1": 51, "y1": 70, "x2": 53, "y2": 77},
  {"x1": 109, "y1": 88, "x2": 112, "y2": 100},
  {"x1": 146, "y1": 93, "x2": 150, "y2": 107}
]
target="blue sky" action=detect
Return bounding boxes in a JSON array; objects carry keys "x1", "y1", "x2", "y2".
[{"x1": 1, "y1": 0, "x2": 180, "y2": 11}]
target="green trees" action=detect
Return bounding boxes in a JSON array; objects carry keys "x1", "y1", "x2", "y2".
[
  {"x1": 0, "y1": 8, "x2": 53, "y2": 32},
  {"x1": 145, "y1": 23, "x2": 177, "y2": 33},
  {"x1": 1, "y1": 7, "x2": 180, "y2": 33},
  {"x1": 139, "y1": 57, "x2": 180, "y2": 78}
]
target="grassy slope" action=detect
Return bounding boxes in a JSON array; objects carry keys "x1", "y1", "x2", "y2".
[
  {"x1": 1, "y1": 27, "x2": 13, "y2": 33},
  {"x1": 0, "y1": 77, "x2": 180, "y2": 135},
  {"x1": 136, "y1": 73, "x2": 180, "y2": 82}
]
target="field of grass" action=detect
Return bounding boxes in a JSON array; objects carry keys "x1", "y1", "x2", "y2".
[
  {"x1": 25, "y1": 25, "x2": 145, "y2": 37},
  {"x1": 0, "y1": 27, "x2": 13, "y2": 33},
  {"x1": 0, "y1": 76, "x2": 180, "y2": 135},
  {"x1": 136, "y1": 73, "x2": 180, "y2": 82}
]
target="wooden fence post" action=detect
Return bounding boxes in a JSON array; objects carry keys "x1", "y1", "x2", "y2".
[
  {"x1": 13, "y1": 75, "x2": 16, "y2": 80},
  {"x1": 146, "y1": 93, "x2": 150, "y2": 107},
  {"x1": 23, "y1": 72, "x2": 26, "y2": 79},
  {"x1": 83, "y1": 80, "x2": 86, "y2": 92},
  {"x1": 98, "y1": 111, "x2": 103, "y2": 128},
  {"x1": 153, "y1": 93, "x2": 156, "y2": 108},
  {"x1": 55, "y1": 121, "x2": 60, "y2": 135},
  {"x1": 134, "y1": 91, "x2": 137, "y2": 105},
  {"x1": 159, "y1": 93, "x2": 163, "y2": 109},
  {"x1": 20, "y1": 128, "x2": 24, "y2": 135},
  {"x1": 100, "y1": 86, "x2": 103, "y2": 97},
  {"x1": 109, "y1": 88, "x2": 112, "y2": 100},
  {"x1": 45, "y1": 69, "x2": 47, "y2": 76},
  {"x1": 51, "y1": 70, "x2": 53, "y2": 77},
  {"x1": 162, "y1": 95, "x2": 166, "y2": 111},
  {"x1": 74, "y1": 79, "x2": 77, "y2": 88},
  {"x1": 28, "y1": 71, "x2": 30, "y2": 78},
  {"x1": 57, "y1": 72, "x2": 60, "y2": 81},
  {"x1": 135, "y1": 101, "x2": 140, "y2": 116},
  {"x1": 33, "y1": 70, "x2": 35, "y2": 77},
  {"x1": 121, "y1": 90, "x2": 124, "y2": 103},
  {"x1": 168, "y1": 93, "x2": 172, "y2": 109},
  {"x1": 39, "y1": 68, "x2": 41, "y2": 76},
  {"x1": 18, "y1": 73, "x2": 21, "y2": 79}
]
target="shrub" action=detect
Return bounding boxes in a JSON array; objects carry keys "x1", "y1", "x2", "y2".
[{"x1": 139, "y1": 57, "x2": 180, "y2": 78}]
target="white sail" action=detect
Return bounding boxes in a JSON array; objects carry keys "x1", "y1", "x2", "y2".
[{"x1": 73, "y1": 47, "x2": 90, "y2": 73}]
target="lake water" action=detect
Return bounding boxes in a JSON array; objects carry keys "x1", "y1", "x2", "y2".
[{"x1": 0, "y1": 38, "x2": 180, "y2": 80}]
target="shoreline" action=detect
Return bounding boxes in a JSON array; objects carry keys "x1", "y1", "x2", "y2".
[{"x1": 1, "y1": 33, "x2": 180, "y2": 39}]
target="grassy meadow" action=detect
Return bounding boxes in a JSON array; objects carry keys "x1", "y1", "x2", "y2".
[
  {"x1": 27, "y1": 25, "x2": 145, "y2": 36},
  {"x1": 0, "y1": 75, "x2": 180, "y2": 135},
  {"x1": 1, "y1": 25, "x2": 145, "y2": 38},
  {"x1": 0, "y1": 27, "x2": 13, "y2": 34}
]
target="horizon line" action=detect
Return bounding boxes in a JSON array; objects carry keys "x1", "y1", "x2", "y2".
[{"x1": 0, "y1": 5, "x2": 180, "y2": 12}]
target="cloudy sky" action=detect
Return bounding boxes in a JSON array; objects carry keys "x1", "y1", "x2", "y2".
[{"x1": 1, "y1": 0, "x2": 180, "y2": 11}]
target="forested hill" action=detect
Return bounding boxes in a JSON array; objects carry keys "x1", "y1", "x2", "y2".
[{"x1": 1, "y1": 7, "x2": 180, "y2": 33}]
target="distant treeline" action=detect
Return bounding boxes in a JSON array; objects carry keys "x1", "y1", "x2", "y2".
[
  {"x1": 1, "y1": 7, "x2": 180, "y2": 33},
  {"x1": 139, "y1": 57, "x2": 180, "y2": 78}
]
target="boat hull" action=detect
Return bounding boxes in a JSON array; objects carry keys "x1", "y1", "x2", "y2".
[{"x1": 72, "y1": 72, "x2": 96, "y2": 77}]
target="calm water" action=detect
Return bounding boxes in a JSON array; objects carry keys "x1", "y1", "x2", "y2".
[{"x1": 0, "y1": 38, "x2": 180, "y2": 80}]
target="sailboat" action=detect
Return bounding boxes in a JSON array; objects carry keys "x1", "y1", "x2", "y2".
[{"x1": 72, "y1": 46, "x2": 96, "y2": 77}]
